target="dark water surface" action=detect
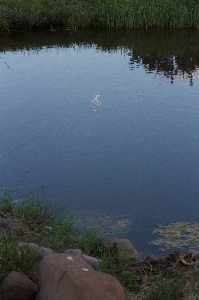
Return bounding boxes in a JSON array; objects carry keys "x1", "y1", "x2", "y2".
[{"x1": 1, "y1": 28, "x2": 199, "y2": 256}]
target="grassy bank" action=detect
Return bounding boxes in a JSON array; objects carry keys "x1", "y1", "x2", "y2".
[
  {"x1": 0, "y1": 0, "x2": 199, "y2": 30},
  {"x1": 0, "y1": 191, "x2": 141, "y2": 294},
  {"x1": 1, "y1": 192, "x2": 199, "y2": 299}
]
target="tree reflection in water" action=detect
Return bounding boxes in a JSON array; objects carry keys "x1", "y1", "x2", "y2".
[
  {"x1": 0, "y1": 27, "x2": 199, "y2": 85},
  {"x1": 129, "y1": 52, "x2": 199, "y2": 86}
]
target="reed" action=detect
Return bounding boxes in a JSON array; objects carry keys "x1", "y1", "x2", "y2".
[
  {"x1": 0, "y1": 0, "x2": 199, "y2": 30},
  {"x1": 88, "y1": 0, "x2": 199, "y2": 29}
]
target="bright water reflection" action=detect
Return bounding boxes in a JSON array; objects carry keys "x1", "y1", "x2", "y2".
[{"x1": 0, "y1": 29, "x2": 199, "y2": 256}]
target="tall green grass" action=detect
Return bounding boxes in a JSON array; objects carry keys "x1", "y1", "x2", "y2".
[
  {"x1": 0, "y1": 234, "x2": 39, "y2": 281},
  {"x1": 88, "y1": 0, "x2": 199, "y2": 29},
  {"x1": 0, "y1": 0, "x2": 199, "y2": 30}
]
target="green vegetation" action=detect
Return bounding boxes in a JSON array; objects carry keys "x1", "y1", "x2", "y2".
[
  {"x1": 1, "y1": 191, "x2": 199, "y2": 299},
  {"x1": 148, "y1": 277, "x2": 185, "y2": 300},
  {"x1": 0, "y1": 191, "x2": 140, "y2": 292},
  {"x1": 0, "y1": 0, "x2": 199, "y2": 30}
]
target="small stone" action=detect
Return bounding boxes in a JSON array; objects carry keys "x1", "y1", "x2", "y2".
[
  {"x1": 194, "y1": 252, "x2": 199, "y2": 261},
  {"x1": 18, "y1": 243, "x2": 29, "y2": 249},
  {"x1": 163, "y1": 267, "x2": 181, "y2": 277},
  {"x1": 28, "y1": 243, "x2": 40, "y2": 252},
  {"x1": 141, "y1": 275, "x2": 149, "y2": 285},
  {"x1": 0, "y1": 218, "x2": 24, "y2": 235},
  {"x1": 39, "y1": 246, "x2": 54, "y2": 257},
  {"x1": 43, "y1": 226, "x2": 53, "y2": 233},
  {"x1": 145, "y1": 254, "x2": 158, "y2": 263},
  {"x1": 100, "y1": 238, "x2": 115, "y2": 251},
  {"x1": 82, "y1": 253, "x2": 102, "y2": 267},
  {"x1": 19, "y1": 243, "x2": 40, "y2": 253}
]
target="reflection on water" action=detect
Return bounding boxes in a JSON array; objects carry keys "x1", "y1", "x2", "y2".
[
  {"x1": 0, "y1": 28, "x2": 199, "y2": 84},
  {"x1": 129, "y1": 52, "x2": 199, "y2": 85},
  {"x1": 91, "y1": 93, "x2": 101, "y2": 112},
  {"x1": 0, "y1": 28, "x2": 199, "y2": 256}
]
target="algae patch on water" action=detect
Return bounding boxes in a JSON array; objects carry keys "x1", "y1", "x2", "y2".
[
  {"x1": 150, "y1": 222, "x2": 199, "y2": 250},
  {"x1": 73, "y1": 210, "x2": 133, "y2": 238}
]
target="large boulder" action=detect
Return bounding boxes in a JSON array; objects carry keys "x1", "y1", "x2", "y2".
[
  {"x1": 0, "y1": 271, "x2": 38, "y2": 300},
  {"x1": 101, "y1": 238, "x2": 139, "y2": 260},
  {"x1": 38, "y1": 253, "x2": 125, "y2": 300}
]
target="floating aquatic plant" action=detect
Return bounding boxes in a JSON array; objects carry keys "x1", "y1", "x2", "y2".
[{"x1": 150, "y1": 222, "x2": 199, "y2": 250}]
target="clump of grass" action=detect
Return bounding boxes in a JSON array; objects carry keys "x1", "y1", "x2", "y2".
[
  {"x1": 0, "y1": 233, "x2": 39, "y2": 281},
  {"x1": 0, "y1": 191, "x2": 77, "y2": 282},
  {"x1": 78, "y1": 227, "x2": 102, "y2": 256},
  {"x1": 0, "y1": 190, "x2": 15, "y2": 216},
  {"x1": 11, "y1": 193, "x2": 76, "y2": 252},
  {"x1": 148, "y1": 277, "x2": 185, "y2": 300},
  {"x1": 0, "y1": 6, "x2": 9, "y2": 30},
  {"x1": 117, "y1": 271, "x2": 140, "y2": 292},
  {"x1": 95, "y1": 249, "x2": 141, "y2": 292}
]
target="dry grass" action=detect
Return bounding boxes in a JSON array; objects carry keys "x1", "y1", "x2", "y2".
[{"x1": 124, "y1": 256, "x2": 199, "y2": 299}]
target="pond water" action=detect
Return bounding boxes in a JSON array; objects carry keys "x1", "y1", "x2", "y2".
[{"x1": 1, "y1": 28, "x2": 199, "y2": 256}]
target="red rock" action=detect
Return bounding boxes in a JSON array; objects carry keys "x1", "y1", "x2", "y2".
[
  {"x1": 112, "y1": 239, "x2": 139, "y2": 260},
  {"x1": 101, "y1": 238, "x2": 139, "y2": 260},
  {"x1": 0, "y1": 271, "x2": 38, "y2": 300},
  {"x1": 0, "y1": 218, "x2": 24, "y2": 235},
  {"x1": 38, "y1": 253, "x2": 125, "y2": 300}
]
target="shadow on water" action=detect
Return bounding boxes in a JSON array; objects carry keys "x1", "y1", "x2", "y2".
[{"x1": 0, "y1": 27, "x2": 199, "y2": 85}]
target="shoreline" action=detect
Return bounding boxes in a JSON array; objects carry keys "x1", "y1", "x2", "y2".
[{"x1": 1, "y1": 193, "x2": 199, "y2": 299}]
